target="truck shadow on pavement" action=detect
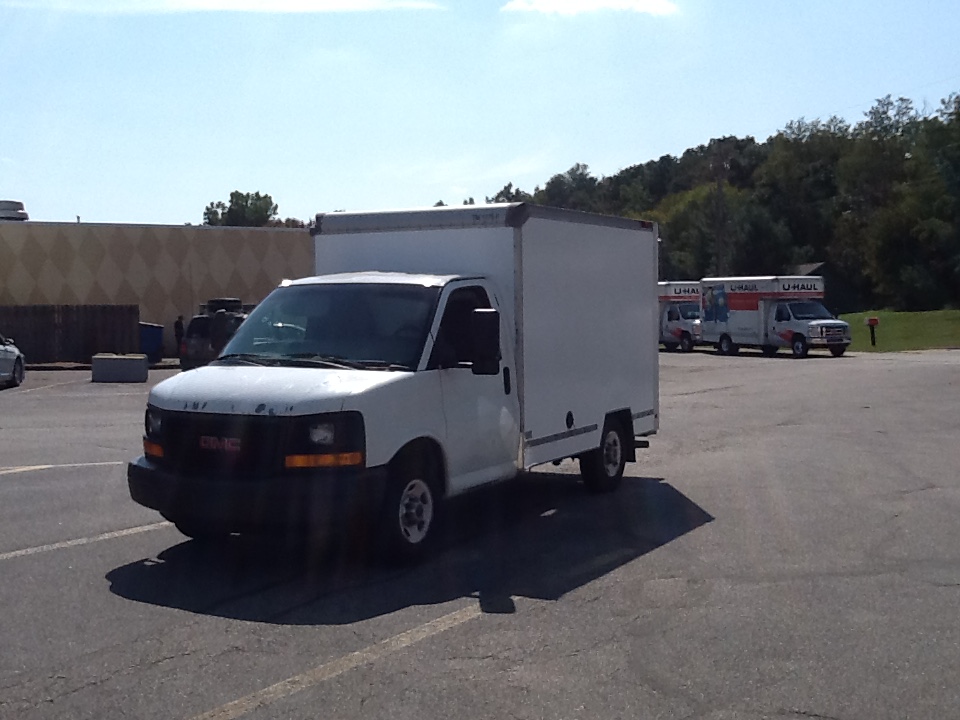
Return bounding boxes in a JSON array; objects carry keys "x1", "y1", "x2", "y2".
[{"x1": 106, "y1": 472, "x2": 712, "y2": 624}]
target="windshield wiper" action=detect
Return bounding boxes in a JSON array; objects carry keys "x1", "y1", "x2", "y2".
[
  {"x1": 284, "y1": 353, "x2": 367, "y2": 370},
  {"x1": 355, "y1": 360, "x2": 414, "y2": 371},
  {"x1": 212, "y1": 353, "x2": 278, "y2": 366}
]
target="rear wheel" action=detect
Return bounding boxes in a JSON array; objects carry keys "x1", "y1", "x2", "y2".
[
  {"x1": 679, "y1": 333, "x2": 695, "y2": 353},
  {"x1": 580, "y1": 419, "x2": 627, "y2": 494},
  {"x1": 379, "y1": 450, "x2": 444, "y2": 562},
  {"x1": 718, "y1": 335, "x2": 738, "y2": 356},
  {"x1": 791, "y1": 335, "x2": 809, "y2": 358},
  {"x1": 829, "y1": 345, "x2": 847, "y2": 357},
  {"x1": 9, "y1": 358, "x2": 24, "y2": 387}
]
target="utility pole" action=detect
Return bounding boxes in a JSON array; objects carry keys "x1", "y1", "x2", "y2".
[{"x1": 713, "y1": 145, "x2": 729, "y2": 276}]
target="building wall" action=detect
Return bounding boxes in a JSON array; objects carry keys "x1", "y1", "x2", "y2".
[{"x1": 0, "y1": 222, "x2": 313, "y2": 354}]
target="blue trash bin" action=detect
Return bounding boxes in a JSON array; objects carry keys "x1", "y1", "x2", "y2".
[{"x1": 139, "y1": 322, "x2": 164, "y2": 364}]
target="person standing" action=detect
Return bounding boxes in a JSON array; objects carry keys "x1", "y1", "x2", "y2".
[{"x1": 174, "y1": 315, "x2": 184, "y2": 357}]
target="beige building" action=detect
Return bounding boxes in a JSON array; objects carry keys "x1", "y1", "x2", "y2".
[{"x1": 0, "y1": 221, "x2": 313, "y2": 355}]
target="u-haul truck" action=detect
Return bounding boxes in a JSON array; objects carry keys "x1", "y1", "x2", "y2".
[
  {"x1": 658, "y1": 281, "x2": 702, "y2": 352},
  {"x1": 699, "y1": 276, "x2": 851, "y2": 358}
]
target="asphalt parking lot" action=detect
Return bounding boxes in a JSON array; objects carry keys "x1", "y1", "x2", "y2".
[{"x1": 1, "y1": 350, "x2": 959, "y2": 720}]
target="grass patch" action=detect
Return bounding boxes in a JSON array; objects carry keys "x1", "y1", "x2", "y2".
[{"x1": 839, "y1": 310, "x2": 960, "y2": 352}]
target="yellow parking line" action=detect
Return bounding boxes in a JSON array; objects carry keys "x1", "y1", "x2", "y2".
[{"x1": 190, "y1": 604, "x2": 483, "y2": 720}]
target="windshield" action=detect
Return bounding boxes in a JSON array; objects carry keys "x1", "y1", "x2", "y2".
[
  {"x1": 788, "y1": 301, "x2": 835, "y2": 320},
  {"x1": 219, "y1": 283, "x2": 440, "y2": 370},
  {"x1": 678, "y1": 303, "x2": 701, "y2": 320}
]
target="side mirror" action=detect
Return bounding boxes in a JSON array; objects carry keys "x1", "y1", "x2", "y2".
[{"x1": 470, "y1": 308, "x2": 501, "y2": 376}]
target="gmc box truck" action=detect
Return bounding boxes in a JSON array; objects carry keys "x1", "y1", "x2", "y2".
[
  {"x1": 658, "y1": 281, "x2": 702, "y2": 352},
  {"x1": 699, "y1": 275, "x2": 851, "y2": 358},
  {"x1": 128, "y1": 204, "x2": 660, "y2": 560}
]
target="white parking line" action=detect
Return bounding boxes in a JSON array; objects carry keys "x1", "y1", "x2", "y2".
[
  {"x1": 0, "y1": 521, "x2": 171, "y2": 562},
  {"x1": 190, "y1": 604, "x2": 484, "y2": 720},
  {"x1": 17, "y1": 379, "x2": 88, "y2": 394},
  {"x1": 0, "y1": 461, "x2": 125, "y2": 476}
]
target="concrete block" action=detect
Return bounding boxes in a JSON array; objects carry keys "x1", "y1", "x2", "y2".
[{"x1": 91, "y1": 353, "x2": 149, "y2": 383}]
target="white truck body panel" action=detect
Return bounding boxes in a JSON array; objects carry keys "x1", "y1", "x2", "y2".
[{"x1": 519, "y1": 217, "x2": 658, "y2": 466}]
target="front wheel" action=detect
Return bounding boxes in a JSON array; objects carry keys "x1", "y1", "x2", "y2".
[
  {"x1": 718, "y1": 335, "x2": 738, "y2": 356},
  {"x1": 9, "y1": 358, "x2": 24, "y2": 387},
  {"x1": 791, "y1": 336, "x2": 809, "y2": 358},
  {"x1": 172, "y1": 518, "x2": 232, "y2": 541},
  {"x1": 829, "y1": 345, "x2": 847, "y2": 357},
  {"x1": 580, "y1": 420, "x2": 627, "y2": 494},
  {"x1": 679, "y1": 333, "x2": 695, "y2": 353},
  {"x1": 379, "y1": 451, "x2": 444, "y2": 562}
]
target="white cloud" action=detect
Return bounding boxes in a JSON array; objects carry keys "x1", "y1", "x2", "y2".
[
  {"x1": 0, "y1": 0, "x2": 442, "y2": 13},
  {"x1": 501, "y1": 0, "x2": 677, "y2": 16}
]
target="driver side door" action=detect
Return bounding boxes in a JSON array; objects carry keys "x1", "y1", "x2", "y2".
[{"x1": 426, "y1": 283, "x2": 520, "y2": 495}]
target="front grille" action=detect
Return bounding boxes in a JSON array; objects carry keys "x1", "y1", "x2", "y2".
[
  {"x1": 158, "y1": 411, "x2": 289, "y2": 480},
  {"x1": 824, "y1": 326, "x2": 846, "y2": 339}
]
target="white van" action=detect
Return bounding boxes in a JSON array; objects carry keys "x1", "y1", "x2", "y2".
[
  {"x1": 699, "y1": 275, "x2": 851, "y2": 358},
  {"x1": 658, "y1": 281, "x2": 702, "y2": 352},
  {"x1": 128, "y1": 204, "x2": 660, "y2": 560}
]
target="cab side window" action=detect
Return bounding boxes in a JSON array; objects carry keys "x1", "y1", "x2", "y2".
[
  {"x1": 775, "y1": 304, "x2": 790, "y2": 322},
  {"x1": 427, "y1": 286, "x2": 491, "y2": 369},
  {"x1": 667, "y1": 305, "x2": 680, "y2": 322}
]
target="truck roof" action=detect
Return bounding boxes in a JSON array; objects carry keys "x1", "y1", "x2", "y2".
[
  {"x1": 282, "y1": 271, "x2": 472, "y2": 288},
  {"x1": 701, "y1": 275, "x2": 820, "y2": 284},
  {"x1": 311, "y1": 203, "x2": 656, "y2": 236}
]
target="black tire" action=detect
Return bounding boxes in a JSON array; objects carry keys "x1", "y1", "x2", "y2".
[
  {"x1": 172, "y1": 518, "x2": 232, "y2": 541},
  {"x1": 679, "y1": 333, "x2": 695, "y2": 353},
  {"x1": 791, "y1": 335, "x2": 809, "y2": 359},
  {"x1": 9, "y1": 358, "x2": 24, "y2": 387},
  {"x1": 579, "y1": 419, "x2": 627, "y2": 494},
  {"x1": 761, "y1": 345, "x2": 778, "y2": 357},
  {"x1": 663, "y1": 342, "x2": 679, "y2": 352},
  {"x1": 829, "y1": 345, "x2": 847, "y2": 357},
  {"x1": 719, "y1": 335, "x2": 738, "y2": 356},
  {"x1": 379, "y1": 449, "x2": 444, "y2": 563}
]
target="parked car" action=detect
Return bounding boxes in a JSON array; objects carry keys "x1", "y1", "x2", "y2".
[
  {"x1": 0, "y1": 331, "x2": 25, "y2": 388},
  {"x1": 179, "y1": 310, "x2": 247, "y2": 371}
]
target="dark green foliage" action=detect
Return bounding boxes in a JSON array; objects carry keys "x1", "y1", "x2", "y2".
[
  {"x1": 486, "y1": 91, "x2": 960, "y2": 311},
  {"x1": 203, "y1": 191, "x2": 296, "y2": 227}
]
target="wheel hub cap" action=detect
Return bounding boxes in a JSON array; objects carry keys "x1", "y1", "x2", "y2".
[{"x1": 398, "y1": 478, "x2": 433, "y2": 544}]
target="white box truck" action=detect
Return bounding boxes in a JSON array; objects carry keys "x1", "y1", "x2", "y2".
[
  {"x1": 699, "y1": 275, "x2": 851, "y2": 358},
  {"x1": 128, "y1": 204, "x2": 660, "y2": 560},
  {"x1": 658, "y1": 281, "x2": 702, "y2": 352}
]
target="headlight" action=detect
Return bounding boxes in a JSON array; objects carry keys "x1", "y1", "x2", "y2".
[
  {"x1": 144, "y1": 406, "x2": 163, "y2": 437},
  {"x1": 808, "y1": 327, "x2": 823, "y2": 338},
  {"x1": 309, "y1": 422, "x2": 336, "y2": 446},
  {"x1": 285, "y1": 412, "x2": 366, "y2": 470}
]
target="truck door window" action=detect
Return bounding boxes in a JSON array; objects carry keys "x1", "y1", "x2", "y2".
[
  {"x1": 667, "y1": 306, "x2": 680, "y2": 322},
  {"x1": 428, "y1": 287, "x2": 491, "y2": 369},
  {"x1": 775, "y1": 305, "x2": 790, "y2": 322}
]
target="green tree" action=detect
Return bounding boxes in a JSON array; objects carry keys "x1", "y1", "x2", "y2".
[{"x1": 203, "y1": 191, "x2": 280, "y2": 227}]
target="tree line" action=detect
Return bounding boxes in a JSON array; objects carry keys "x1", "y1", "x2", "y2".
[{"x1": 205, "y1": 91, "x2": 960, "y2": 312}]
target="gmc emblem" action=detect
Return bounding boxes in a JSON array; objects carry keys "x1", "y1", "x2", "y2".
[{"x1": 199, "y1": 436, "x2": 241, "y2": 453}]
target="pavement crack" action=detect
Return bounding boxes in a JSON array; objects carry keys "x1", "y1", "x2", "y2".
[{"x1": 776, "y1": 710, "x2": 846, "y2": 720}]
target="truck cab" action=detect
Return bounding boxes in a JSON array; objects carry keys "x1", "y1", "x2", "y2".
[
  {"x1": 767, "y1": 298, "x2": 851, "y2": 358},
  {"x1": 658, "y1": 281, "x2": 701, "y2": 352}
]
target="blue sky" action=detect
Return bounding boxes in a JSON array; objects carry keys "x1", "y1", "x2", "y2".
[{"x1": 2, "y1": 0, "x2": 959, "y2": 225}]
